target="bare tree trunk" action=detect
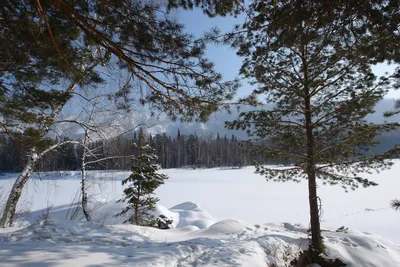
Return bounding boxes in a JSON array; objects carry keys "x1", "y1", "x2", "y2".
[
  {"x1": 81, "y1": 169, "x2": 91, "y2": 221},
  {"x1": 0, "y1": 51, "x2": 103, "y2": 227},
  {"x1": 0, "y1": 149, "x2": 38, "y2": 227},
  {"x1": 0, "y1": 140, "x2": 82, "y2": 227},
  {"x1": 0, "y1": 79, "x2": 80, "y2": 227},
  {"x1": 80, "y1": 127, "x2": 91, "y2": 221},
  {"x1": 81, "y1": 151, "x2": 91, "y2": 221}
]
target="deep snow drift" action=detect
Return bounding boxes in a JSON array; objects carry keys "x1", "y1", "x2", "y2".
[{"x1": 1, "y1": 162, "x2": 400, "y2": 266}]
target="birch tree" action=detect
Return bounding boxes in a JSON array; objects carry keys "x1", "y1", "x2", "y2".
[
  {"x1": 0, "y1": 61, "x2": 103, "y2": 227},
  {"x1": 74, "y1": 97, "x2": 152, "y2": 222}
]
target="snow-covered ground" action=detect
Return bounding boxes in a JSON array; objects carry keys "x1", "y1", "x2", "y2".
[{"x1": 1, "y1": 161, "x2": 400, "y2": 266}]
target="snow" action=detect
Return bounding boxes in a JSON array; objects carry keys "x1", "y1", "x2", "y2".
[
  {"x1": 324, "y1": 229, "x2": 400, "y2": 267},
  {"x1": 0, "y1": 218, "x2": 399, "y2": 266},
  {"x1": 1, "y1": 161, "x2": 400, "y2": 266},
  {"x1": 169, "y1": 202, "x2": 215, "y2": 229}
]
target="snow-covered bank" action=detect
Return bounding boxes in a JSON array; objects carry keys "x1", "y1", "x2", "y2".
[
  {"x1": 1, "y1": 162, "x2": 400, "y2": 266},
  {"x1": 1, "y1": 163, "x2": 400, "y2": 244},
  {"x1": 0, "y1": 203, "x2": 399, "y2": 267}
]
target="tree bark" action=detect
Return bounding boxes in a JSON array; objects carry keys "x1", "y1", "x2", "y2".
[
  {"x1": 305, "y1": 96, "x2": 322, "y2": 252},
  {"x1": 302, "y1": 38, "x2": 322, "y2": 253},
  {"x1": 307, "y1": 163, "x2": 322, "y2": 252},
  {"x1": 0, "y1": 149, "x2": 38, "y2": 227},
  {"x1": 80, "y1": 127, "x2": 91, "y2": 222},
  {"x1": 305, "y1": 95, "x2": 322, "y2": 253},
  {"x1": 81, "y1": 152, "x2": 91, "y2": 221}
]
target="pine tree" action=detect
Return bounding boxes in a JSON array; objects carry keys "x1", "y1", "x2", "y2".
[
  {"x1": 1, "y1": 0, "x2": 238, "y2": 227},
  {"x1": 221, "y1": 0, "x2": 399, "y2": 257},
  {"x1": 117, "y1": 143, "x2": 168, "y2": 225},
  {"x1": 385, "y1": 99, "x2": 400, "y2": 117}
]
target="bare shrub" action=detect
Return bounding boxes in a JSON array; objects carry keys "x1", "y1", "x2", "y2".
[{"x1": 34, "y1": 202, "x2": 53, "y2": 222}]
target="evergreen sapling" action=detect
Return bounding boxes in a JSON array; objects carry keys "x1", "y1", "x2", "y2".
[{"x1": 117, "y1": 143, "x2": 168, "y2": 226}]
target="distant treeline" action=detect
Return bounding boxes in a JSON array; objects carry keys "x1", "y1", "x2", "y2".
[
  {"x1": 0, "y1": 129, "x2": 274, "y2": 172},
  {"x1": 0, "y1": 128, "x2": 398, "y2": 172}
]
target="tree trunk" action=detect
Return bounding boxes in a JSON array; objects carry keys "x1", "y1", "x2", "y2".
[
  {"x1": 81, "y1": 153, "x2": 91, "y2": 221},
  {"x1": 0, "y1": 140, "x2": 82, "y2": 227},
  {"x1": 177, "y1": 142, "x2": 181, "y2": 167},
  {"x1": 305, "y1": 97, "x2": 322, "y2": 254},
  {"x1": 305, "y1": 97, "x2": 322, "y2": 252},
  {"x1": 134, "y1": 183, "x2": 140, "y2": 225},
  {"x1": 1, "y1": 81, "x2": 79, "y2": 228},
  {"x1": 302, "y1": 39, "x2": 322, "y2": 253},
  {"x1": 0, "y1": 56, "x2": 100, "y2": 228},
  {"x1": 307, "y1": 167, "x2": 322, "y2": 251},
  {"x1": 305, "y1": 96, "x2": 322, "y2": 252},
  {"x1": 0, "y1": 149, "x2": 38, "y2": 227}
]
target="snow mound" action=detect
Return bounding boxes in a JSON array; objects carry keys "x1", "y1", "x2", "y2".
[
  {"x1": 102, "y1": 202, "x2": 216, "y2": 229},
  {"x1": 170, "y1": 201, "x2": 215, "y2": 229},
  {"x1": 199, "y1": 219, "x2": 254, "y2": 237},
  {"x1": 0, "y1": 210, "x2": 400, "y2": 266},
  {"x1": 324, "y1": 229, "x2": 400, "y2": 267},
  {"x1": 151, "y1": 204, "x2": 180, "y2": 226},
  {"x1": 171, "y1": 202, "x2": 200, "y2": 210}
]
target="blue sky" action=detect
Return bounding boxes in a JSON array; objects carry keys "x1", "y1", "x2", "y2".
[
  {"x1": 170, "y1": 9, "x2": 252, "y2": 99},
  {"x1": 174, "y1": 8, "x2": 399, "y2": 100}
]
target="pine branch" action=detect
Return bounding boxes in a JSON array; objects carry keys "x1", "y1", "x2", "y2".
[{"x1": 390, "y1": 199, "x2": 400, "y2": 211}]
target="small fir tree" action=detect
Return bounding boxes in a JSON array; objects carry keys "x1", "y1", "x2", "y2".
[
  {"x1": 117, "y1": 143, "x2": 168, "y2": 225},
  {"x1": 156, "y1": 215, "x2": 174, "y2": 229}
]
